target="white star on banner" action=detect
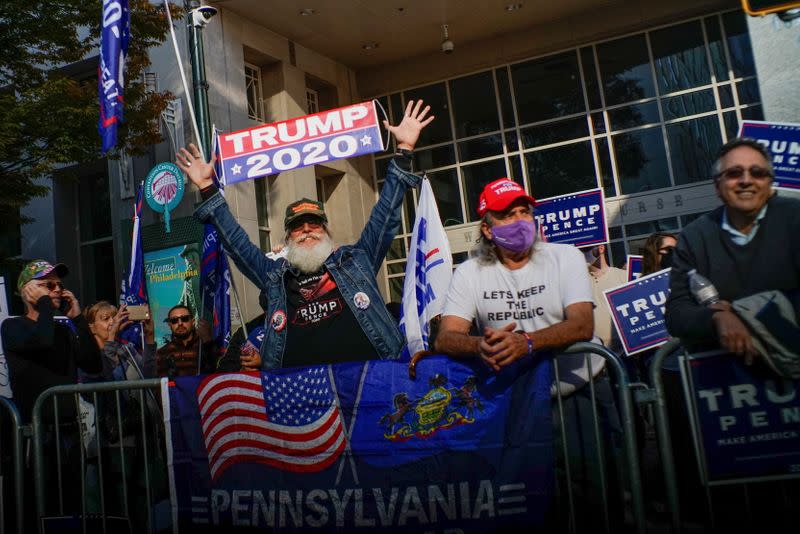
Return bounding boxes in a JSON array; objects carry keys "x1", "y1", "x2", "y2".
[
  {"x1": 232, "y1": 164, "x2": 242, "y2": 175},
  {"x1": 360, "y1": 134, "x2": 372, "y2": 146}
]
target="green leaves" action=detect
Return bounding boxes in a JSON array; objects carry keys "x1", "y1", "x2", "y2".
[{"x1": 0, "y1": 0, "x2": 178, "y2": 262}]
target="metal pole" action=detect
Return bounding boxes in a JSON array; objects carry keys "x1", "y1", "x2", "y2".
[
  {"x1": 186, "y1": 1, "x2": 212, "y2": 159},
  {"x1": 649, "y1": 338, "x2": 683, "y2": 532}
]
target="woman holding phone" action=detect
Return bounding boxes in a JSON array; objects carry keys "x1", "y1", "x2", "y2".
[{"x1": 84, "y1": 301, "x2": 166, "y2": 524}]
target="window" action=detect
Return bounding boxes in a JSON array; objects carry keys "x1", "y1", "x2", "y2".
[
  {"x1": 244, "y1": 62, "x2": 265, "y2": 122},
  {"x1": 373, "y1": 9, "x2": 761, "y2": 293},
  {"x1": 79, "y1": 171, "x2": 115, "y2": 303},
  {"x1": 306, "y1": 88, "x2": 319, "y2": 114}
]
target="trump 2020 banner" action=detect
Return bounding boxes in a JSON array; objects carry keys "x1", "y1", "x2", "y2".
[
  {"x1": 163, "y1": 356, "x2": 554, "y2": 532},
  {"x1": 739, "y1": 120, "x2": 800, "y2": 190},
  {"x1": 218, "y1": 101, "x2": 385, "y2": 184},
  {"x1": 681, "y1": 351, "x2": 800, "y2": 484},
  {"x1": 604, "y1": 268, "x2": 670, "y2": 356},
  {"x1": 533, "y1": 188, "x2": 607, "y2": 247}
]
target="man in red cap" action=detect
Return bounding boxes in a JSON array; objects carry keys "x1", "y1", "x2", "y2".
[
  {"x1": 435, "y1": 177, "x2": 595, "y2": 368},
  {"x1": 435, "y1": 178, "x2": 622, "y2": 530}
]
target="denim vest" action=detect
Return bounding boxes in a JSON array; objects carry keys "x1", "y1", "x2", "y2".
[{"x1": 193, "y1": 159, "x2": 421, "y2": 369}]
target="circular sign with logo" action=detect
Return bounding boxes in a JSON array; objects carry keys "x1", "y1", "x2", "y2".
[{"x1": 144, "y1": 162, "x2": 185, "y2": 233}]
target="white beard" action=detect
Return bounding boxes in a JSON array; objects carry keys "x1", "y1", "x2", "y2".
[{"x1": 286, "y1": 232, "x2": 335, "y2": 273}]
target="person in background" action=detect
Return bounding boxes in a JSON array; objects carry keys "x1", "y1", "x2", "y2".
[
  {"x1": 2, "y1": 260, "x2": 101, "y2": 422},
  {"x1": 640, "y1": 232, "x2": 678, "y2": 275},
  {"x1": 84, "y1": 301, "x2": 159, "y2": 521},
  {"x1": 156, "y1": 304, "x2": 217, "y2": 376},
  {"x1": 664, "y1": 137, "x2": 800, "y2": 526},
  {"x1": 86, "y1": 302, "x2": 156, "y2": 381},
  {"x1": 1, "y1": 260, "x2": 102, "y2": 516},
  {"x1": 584, "y1": 243, "x2": 627, "y2": 353}
]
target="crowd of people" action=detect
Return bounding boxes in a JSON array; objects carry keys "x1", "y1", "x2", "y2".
[{"x1": 2, "y1": 97, "x2": 798, "y2": 530}]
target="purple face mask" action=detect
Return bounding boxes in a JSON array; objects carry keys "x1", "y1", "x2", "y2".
[{"x1": 491, "y1": 220, "x2": 536, "y2": 253}]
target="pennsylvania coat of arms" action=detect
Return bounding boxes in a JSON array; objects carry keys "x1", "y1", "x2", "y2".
[{"x1": 378, "y1": 373, "x2": 484, "y2": 442}]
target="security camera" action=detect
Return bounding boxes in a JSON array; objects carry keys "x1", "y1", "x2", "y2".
[
  {"x1": 190, "y1": 5, "x2": 218, "y2": 28},
  {"x1": 440, "y1": 24, "x2": 454, "y2": 55}
]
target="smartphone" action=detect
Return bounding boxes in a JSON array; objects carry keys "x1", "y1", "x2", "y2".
[
  {"x1": 127, "y1": 305, "x2": 150, "y2": 321},
  {"x1": 58, "y1": 296, "x2": 72, "y2": 314}
]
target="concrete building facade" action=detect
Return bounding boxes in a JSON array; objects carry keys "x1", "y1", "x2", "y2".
[{"x1": 14, "y1": 0, "x2": 798, "y2": 323}]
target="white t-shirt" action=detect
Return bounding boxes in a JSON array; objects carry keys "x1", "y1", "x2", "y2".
[{"x1": 442, "y1": 242, "x2": 604, "y2": 395}]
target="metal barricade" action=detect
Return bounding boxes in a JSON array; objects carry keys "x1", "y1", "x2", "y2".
[
  {"x1": 26, "y1": 348, "x2": 647, "y2": 534},
  {"x1": 649, "y1": 339, "x2": 800, "y2": 532},
  {"x1": 0, "y1": 396, "x2": 26, "y2": 534},
  {"x1": 648, "y1": 339, "x2": 683, "y2": 532},
  {"x1": 30, "y1": 379, "x2": 164, "y2": 534},
  {"x1": 555, "y1": 342, "x2": 646, "y2": 534}
]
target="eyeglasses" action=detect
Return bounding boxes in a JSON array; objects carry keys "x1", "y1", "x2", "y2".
[
  {"x1": 166, "y1": 315, "x2": 193, "y2": 325},
  {"x1": 289, "y1": 219, "x2": 324, "y2": 233},
  {"x1": 658, "y1": 246, "x2": 675, "y2": 255},
  {"x1": 715, "y1": 166, "x2": 774, "y2": 181},
  {"x1": 41, "y1": 280, "x2": 64, "y2": 291}
]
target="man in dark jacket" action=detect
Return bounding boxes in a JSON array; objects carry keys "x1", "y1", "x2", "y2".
[
  {"x1": 155, "y1": 304, "x2": 217, "y2": 376},
  {"x1": 666, "y1": 137, "x2": 800, "y2": 359},
  {"x1": 1, "y1": 260, "x2": 102, "y2": 422}
]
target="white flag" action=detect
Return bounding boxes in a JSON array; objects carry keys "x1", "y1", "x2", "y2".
[{"x1": 400, "y1": 179, "x2": 453, "y2": 356}]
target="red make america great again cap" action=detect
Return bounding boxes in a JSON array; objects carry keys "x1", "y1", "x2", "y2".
[{"x1": 477, "y1": 178, "x2": 536, "y2": 217}]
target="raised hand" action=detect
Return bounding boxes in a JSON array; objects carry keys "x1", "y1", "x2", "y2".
[
  {"x1": 176, "y1": 143, "x2": 216, "y2": 189},
  {"x1": 61, "y1": 289, "x2": 81, "y2": 319},
  {"x1": 109, "y1": 304, "x2": 132, "y2": 340},
  {"x1": 382, "y1": 99, "x2": 435, "y2": 151}
]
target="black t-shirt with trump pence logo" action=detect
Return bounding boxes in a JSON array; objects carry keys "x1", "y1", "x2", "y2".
[{"x1": 282, "y1": 268, "x2": 376, "y2": 367}]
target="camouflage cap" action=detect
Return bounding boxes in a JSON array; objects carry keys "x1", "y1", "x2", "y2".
[{"x1": 17, "y1": 260, "x2": 69, "y2": 292}]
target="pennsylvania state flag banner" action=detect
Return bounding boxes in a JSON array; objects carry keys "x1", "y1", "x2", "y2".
[{"x1": 163, "y1": 356, "x2": 553, "y2": 532}]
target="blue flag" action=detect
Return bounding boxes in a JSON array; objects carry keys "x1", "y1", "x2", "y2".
[
  {"x1": 119, "y1": 184, "x2": 147, "y2": 348},
  {"x1": 200, "y1": 226, "x2": 232, "y2": 354},
  {"x1": 199, "y1": 130, "x2": 232, "y2": 353},
  {"x1": 164, "y1": 356, "x2": 553, "y2": 531},
  {"x1": 98, "y1": 0, "x2": 130, "y2": 154}
]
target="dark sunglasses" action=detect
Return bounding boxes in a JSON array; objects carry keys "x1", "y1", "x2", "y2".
[
  {"x1": 715, "y1": 166, "x2": 774, "y2": 181},
  {"x1": 41, "y1": 280, "x2": 64, "y2": 291},
  {"x1": 166, "y1": 314, "x2": 193, "y2": 325},
  {"x1": 658, "y1": 246, "x2": 675, "y2": 255}
]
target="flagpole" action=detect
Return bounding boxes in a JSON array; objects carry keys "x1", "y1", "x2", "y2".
[
  {"x1": 163, "y1": 0, "x2": 206, "y2": 161},
  {"x1": 229, "y1": 272, "x2": 248, "y2": 339},
  {"x1": 196, "y1": 290, "x2": 206, "y2": 375}
]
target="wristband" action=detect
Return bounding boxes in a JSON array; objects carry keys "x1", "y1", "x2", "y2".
[{"x1": 518, "y1": 331, "x2": 534, "y2": 356}]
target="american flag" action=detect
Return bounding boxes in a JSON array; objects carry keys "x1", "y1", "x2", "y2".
[{"x1": 196, "y1": 368, "x2": 346, "y2": 480}]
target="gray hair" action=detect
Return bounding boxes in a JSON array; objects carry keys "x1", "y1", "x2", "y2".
[{"x1": 711, "y1": 137, "x2": 774, "y2": 179}]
